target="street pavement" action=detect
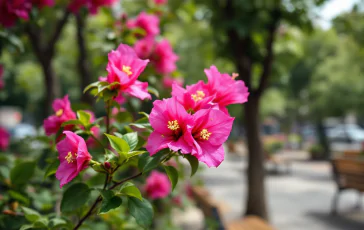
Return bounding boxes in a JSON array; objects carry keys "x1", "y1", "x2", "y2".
[{"x1": 200, "y1": 151, "x2": 364, "y2": 230}]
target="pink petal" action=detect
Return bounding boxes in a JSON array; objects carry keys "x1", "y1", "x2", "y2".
[
  {"x1": 146, "y1": 131, "x2": 174, "y2": 155},
  {"x1": 195, "y1": 144, "x2": 224, "y2": 168},
  {"x1": 124, "y1": 80, "x2": 151, "y2": 100},
  {"x1": 55, "y1": 162, "x2": 78, "y2": 188}
]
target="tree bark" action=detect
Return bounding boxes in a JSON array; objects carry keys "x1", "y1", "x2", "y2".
[
  {"x1": 40, "y1": 59, "x2": 60, "y2": 117},
  {"x1": 76, "y1": 14, "x2": 93, "y2": 106},
  {"x1": 244, "y1": 95, "x2": 268, "y2": 220},
  {"x1": 316, "y1": 118, "x2": 331, "y2": 159},
  {"x1": 25, "y1": 11, "x2": 70, "y2": 117}
]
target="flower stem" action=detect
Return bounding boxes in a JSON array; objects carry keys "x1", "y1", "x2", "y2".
[
  {"x1": 73, "y1": 196, "x2": 102, "y2": 230},
  {"x1": 73, "y1": 172, "x2": 142, "y2": 229},
  {"x1": 109, "y1": 172, "x2": 142, "y2": 190}
]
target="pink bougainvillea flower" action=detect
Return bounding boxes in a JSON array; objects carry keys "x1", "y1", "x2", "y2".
[
  {"x1": 172, "y1": 81, "x2": 214, "y2": 113},
  {"x1": 146, "y1": 97, "x2": 194, "y2": 155},
  {"x1": 134, "y1": 36, "x2": 155, "y2": 60},
  {"x1": 190, "y1": 108, "x2": 234, "y2": 167},
  {"x1": 68, "y1": 0, "x2": 116, "y2": 14},
  {"x1": 145, "y1": 171, "x2": 171, "y2": 199},
  {"x1": 0, "y1": 127, "x2": 10, "y2": 151},
  {"x1": 151, "y1": 39, "x2": 178, "y2": 75},
  {"x1": 89, "y1": 0, "x2": 117, "y2": 14},
  {"x1": 43, "y1": 95, "x2": 76, "y2": 136},
  {"x1": 126, "y1": 12, "x2": 160, "y2": 37},
  {"x1": 32, "y1": 0, "x2": 54, "y2": 8},
  {"x1": 68, "y1": 0, "x2": 87, "y2": 13},
  {"x1": 104, "y1": 43, "x2": 151, "y2": 100},
  {"x1": 0, "y1": 0, "x2": 31, "y2": 27},
  {"x1": 204, "y1": 65, "x2": 249, "y2": 110},
  {"x1": 56, "y1": 131, "x2": 92, "y2": 188},
  {"x1": 154, "y1": 0, "x2": 168, "y2": 5},
  {"x1": 162, "y1": 76, "x2": 184, "y2": 88}
]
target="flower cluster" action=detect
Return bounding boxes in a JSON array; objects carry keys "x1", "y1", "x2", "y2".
[
  {"x1": 0, "y1": 0, "x2": 116, "y2": 27},
  {"x1": 127, "y1": 12, "x2": 160, "y2": 38},
  {"x1": 68, "y1": 0, "x2": 117, "y2": 15},
  {"x1": 145, "y1": 171, "x2": 171, "y2": 199},
  {"x1": 146, "y1": 66, "x2": 249, "y2": 167},
  {"x1": 43, "y1": 95, "x2": 76, "y2": 136},
  {"x1": 100, "y1": 43, "x2": 151, "y2": 101},
  {"x1": 123, "y1": 11, "x2": 179, "y2": 76},
  {"x1": 0, "y1": 0, "x2": 54, "y2": 27},
  {"x1": 134, "y1": 35, "x2": 178, "y2": 75}
]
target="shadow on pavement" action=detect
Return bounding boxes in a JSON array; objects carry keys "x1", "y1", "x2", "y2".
[{"x1": 306, "y1": 211, "x2": 364, "y2": 230}]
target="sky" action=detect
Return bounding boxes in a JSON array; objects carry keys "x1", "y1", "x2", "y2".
[{"x1": 318, "y1": 0, "x2": 359, "y2": 29}]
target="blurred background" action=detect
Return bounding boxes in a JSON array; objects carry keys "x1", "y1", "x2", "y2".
[{"x1": 2, "y1": 0, "x2": 364, "y2": 229}]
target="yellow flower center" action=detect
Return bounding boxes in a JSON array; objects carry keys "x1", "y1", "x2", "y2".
[
  {"x1": 122, "y1": 65, "x2": 133, "y2": 76},
  {"x1": 56, "y1": 109, "x2": 63, "y2": 117},
  {"x1": 200, "y1": 129, "x2": 211, "y2": 140},
  {"x1": 65, "y1": 152, "x2": 77, "y2": 164},
  {"x1": 167, "y1": 120, "x2": 180, "y2": 131},
  {"x1": 191, "y1": 90, "x2": 205, "y2": 102}
]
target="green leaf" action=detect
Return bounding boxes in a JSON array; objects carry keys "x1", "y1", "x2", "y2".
[
  {"x1": 138, "y1": 112, "x2": 149, "y2": 119},
  {"x1": 130, "y1": 117, "x2": 151, "y2": 129},
  {"x1": 122, "y1": 132, "x2": 138, "y2": 151},
  {"x1": 61, "y1": 119, "x2": 83, "y2": 127},
  {"x1": 128, "y1": 197, "x2": 153, "y2": 228},
  {"x1": 138, "y1": 150, "x2": 169, "y2": 173},
  {"x1": 48, "y1": 218, "x2": 67, "y2": 229},
  {"x1": 83, "y1": 81, "x2": 100, "y2": 93},
  {"x1": 119, "y1": 182, "x2": 142, "y2": 200},
  {"x1": 8, "y1": 190, "x2": 30, "y2": 205},
  {"x1": 185, "y1": 154, "x2": 199, "y2": 177},
  {"x1": 135, "y1": 136, "x2": 146, "y2": 150},
  {"x1": 77, "y1": 110, "x2": 92, "y2": 126},
  {"x1": 10, "y1": 161, "x2": 36, "y2": 186},
  {"x1": 33, "y1": 218, "x2": 48, "y2": 228},
  {"x1": 127, "y1": 151, "x2": 145, "y2": 159},
  {"x1": 60, "y1": 183, "x2": 91, "y2": 212},
  {"x1": 164, "y1": 166, "x2": 178, "y2": 191},
  {"x1": 21, "y1": 207, "x2": 41, "y2": 222},
  {"x1": 105, "y1": 134, "x2": 130, "y2": 152},
  {"x1": 148, "y1": 86, "x2": 159, "y2": 98},
  {"x1": 105, "y1": 149, "x2": 119, "y2": 164},
  {"x1": 44, "y1": 161, "x2": 59, "y2": 179},
  {"x1": 98, "y1": 190, "x2": 122, "y2": 214},
  {"x1": 19, "y1": 224, "x2": 34, "y2": 230}
]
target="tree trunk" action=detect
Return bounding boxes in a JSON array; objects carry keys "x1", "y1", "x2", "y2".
[
  {"x1": 76, "y1": 14, "x2": 93, "y2": 106},
  {"x1": 316, "y1": 118, "x2": 331, "y2": 159},
  {"x1": 244, "y1": 95, "x2": 268, "y2": 220},
  {"x1": 40, "y1": 59, "x2": 60, "y2": 117}
]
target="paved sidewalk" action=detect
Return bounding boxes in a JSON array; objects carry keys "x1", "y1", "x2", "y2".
[{"x1": 201, "y1": 152, "x2": 364, "y2": 230}]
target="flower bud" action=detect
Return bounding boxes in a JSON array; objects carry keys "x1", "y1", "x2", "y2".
[{"x1": 104, "y1": 161, "x2": 111, "y2": 169}]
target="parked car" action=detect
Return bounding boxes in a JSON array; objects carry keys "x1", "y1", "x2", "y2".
[{"x1": 327, "y1": 124, "x2": 364, "y2": 152}]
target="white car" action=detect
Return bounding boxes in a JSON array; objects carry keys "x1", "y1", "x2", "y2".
[{"x1": 327, "y1": 124, "x2": 364, "y2": 152}]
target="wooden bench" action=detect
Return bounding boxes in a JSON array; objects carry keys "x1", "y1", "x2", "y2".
[
  {"x1": 191, "y1": 186, "x2": 275, "y2": 230},
  {"x1": 331, "y1": 158, "x2": 364, "y2": 214},
  {"x1": 343, "y1": 150, "x2": 361, "y2": 158}
]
